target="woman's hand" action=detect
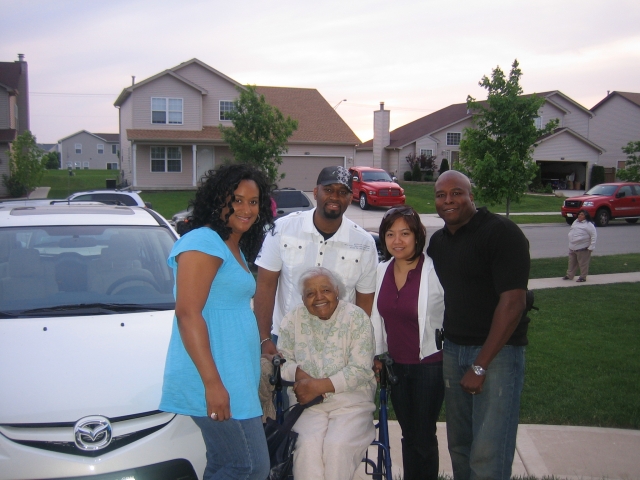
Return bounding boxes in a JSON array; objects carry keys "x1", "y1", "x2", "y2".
[
  {"x1": 293, "y1": 377, "x2": 334, "y2": 405},
  {"x1": 373, "y1": 358, "x2": 383, "y2": 383},
  {"x1": 205, "y1": 381, "x2": 231, "y2": 421}
]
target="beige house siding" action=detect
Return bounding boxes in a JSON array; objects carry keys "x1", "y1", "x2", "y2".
[
  {"x1": 546, "y1": 94, "x2": 591, "y2": 138},
  {"x1": 173, "y1": 62, "x2": 240, "y2": 127},
  {"x1": 354, "y1": 150, "x2": 373, "y2": 167},
  {"x1": 0, "y1": 90, "x2": 10, "y2": 128},
  {"x1": 131, "y1": 77, "x2": 203, "y2": 130},
  {"x1": 59, "y1": 132, "x2": 120, "y2": 170},
  {"x1": 538, "y1": 102, "x2": 566, "y2": 129},
  {"x1": 590, "y1": 95, "x2": 640, "y2": 170},
  {"x1": 134, "y1": 145, "x2": 195, "y2": 188}
]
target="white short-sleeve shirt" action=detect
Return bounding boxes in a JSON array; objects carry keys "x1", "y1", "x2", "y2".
[{"x1": 255, "y1": 209, "x2": 378, "y2": 335}]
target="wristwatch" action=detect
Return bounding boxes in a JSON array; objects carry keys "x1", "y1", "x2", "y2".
[{"x1": 471, "y1": 364, "x2": 486, "y2": 376}]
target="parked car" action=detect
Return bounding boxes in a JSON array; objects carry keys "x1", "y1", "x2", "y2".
[
  {"x1": 0, "y1": 204, "x2": 205, "y2": 479},
  {"x1": 0, "y1": 189, "x2": 151, "y2": 209},
  {"x1": 349, "y1": 167, "x2": 405, "y2": 210},
  {"x1": 561, "y1": 182, "x2": 640, "y2": 227},
  {"x1": 170, "y1": 188, "x2": 313, "y2": 236}
]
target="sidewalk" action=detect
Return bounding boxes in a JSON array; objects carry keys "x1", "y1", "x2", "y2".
[{"x1": 356, "y1": 421, "x2": 640, "y2": 480}]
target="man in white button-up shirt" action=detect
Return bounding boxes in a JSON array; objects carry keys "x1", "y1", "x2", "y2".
[{"x1": 254, "y1": 166, "x2": 378, "y2": 356}]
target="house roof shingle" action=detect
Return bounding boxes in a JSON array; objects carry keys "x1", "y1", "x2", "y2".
[
  {"x1": 591, "y1": 91, "x2": 640, "y2": 111},
  {"x1": 94, "y1": 133, "x2": 120, "y2": 142}
]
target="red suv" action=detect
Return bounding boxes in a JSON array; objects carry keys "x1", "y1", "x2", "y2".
[
  {"x1": 349, "y1": 167, "x2": 405, "y2": 210},
  {"x1": 561, "y1": 182, "x2": 640, "y2": 227}
]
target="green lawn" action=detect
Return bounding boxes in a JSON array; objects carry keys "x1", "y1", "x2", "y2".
[
  {"x1": 530, "y1": 253, "x2": 640, "y2": 279},
  {"x1": 402, "y1": 182, "x2": 565, "y2": 215},
  {"x1": 43, "y1": 169, "x2": 117, "y2": 198}
]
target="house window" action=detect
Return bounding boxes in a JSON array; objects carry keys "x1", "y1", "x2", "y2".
[
  {"x1": 75, "y1": 143, "x2": 82, "y2": 154},
  {"x1": 220, "y1": 101, "x2": 234, "y2": 121},
  {"x1": 151, "y1": 146, "x2": 182, "y2": 172},
  {"x1": 534, "y1": 116, "x2": 542, "y2": 129},
  {"x1": 420, "y1": 149, "x2": 433, "y2": 157},
  {"x1": 151, "y1": 97, "x2": 183, "y2": 124},
  {"x1": 446, "y1": 133, "x2": 461, "y2": 146},
  {"x1": 83, "y1": 162, "x2": 90, "y2": 169},
  {"x1": 97, "y1": 144, "x2": 104, "y2": 154},
  {"x1": 107, "y1": 162, "x2": 118, "y2": 170},
  {"x1": 112, "y1": 144, "x2": 119, "y2": 155}
]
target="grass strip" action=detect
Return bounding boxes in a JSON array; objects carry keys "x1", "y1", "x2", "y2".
[{"x1": 529, "y1": 254, "x2": 640, "y2": 279}]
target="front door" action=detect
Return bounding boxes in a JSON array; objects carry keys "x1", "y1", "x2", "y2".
[{"x1": 196, "y1": 148, "x2": 214, "y2": 184}]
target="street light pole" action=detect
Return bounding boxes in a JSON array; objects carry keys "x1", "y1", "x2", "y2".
[{"x1": 333, "y1": 99, "x2": 347, "y2": 109}]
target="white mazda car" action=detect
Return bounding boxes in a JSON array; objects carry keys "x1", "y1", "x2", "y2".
[{"x1": 0, "y1": 204, "x2": 205, "y2": 479}]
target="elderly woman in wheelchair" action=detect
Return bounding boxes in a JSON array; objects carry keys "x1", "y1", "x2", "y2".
[{"x1": 276, "y1": 266, "x2": 376, "y2": 480}]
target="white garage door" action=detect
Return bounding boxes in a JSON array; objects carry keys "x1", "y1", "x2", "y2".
[{"x1": 278, "y1": 156, "x2": 344, "y2": 191}]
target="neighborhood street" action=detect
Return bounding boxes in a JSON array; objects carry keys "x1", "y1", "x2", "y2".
[{"x1": 341, "y1": 203, "x2": 640, "y2": 259}]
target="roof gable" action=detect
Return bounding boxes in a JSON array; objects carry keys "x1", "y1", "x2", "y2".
[
  {"x1": 58, "y1": 130, "x2": 119, "y2": 143},
  {"x1": 114, "y1": 69, "x2": 208, "y2": 106},
  {"x1": 536, "y1": 127, "x2": 604, "y2": 153},
  {"x1": 171, "y1": 58, "x2": 245, "y2": 90},
  {"x1": 591, "y1": 91, "x2": 640, "y2": 111}
]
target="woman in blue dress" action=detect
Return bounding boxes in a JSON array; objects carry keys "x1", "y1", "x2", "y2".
[{"x1": 160, "y1": 164, "x2": 274, "y2": 479}]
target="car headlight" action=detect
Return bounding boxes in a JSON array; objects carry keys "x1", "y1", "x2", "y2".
[
  {"x1": 583, "y1": 201, "x2": 594, "y2": 207},
  {"x1": 368, "y1": 190, "x2": 377, "y2": 195}
]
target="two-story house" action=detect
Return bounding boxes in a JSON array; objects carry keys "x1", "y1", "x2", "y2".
[
  {"x1": 57, "y1": 131, "x2": 120, "y2": 170},
  {"x1": 0, "y1": 54, "x2": 29, "y2": 197},
  {"x1": 114, "y1": 58, "x2": 360, "y2": 191},
  {"x1": 590, "y1": 91, "x2": 640, "y2": 174},
  {"x1": 357, "y1": 91, "x2": 603, "y2": 189}
]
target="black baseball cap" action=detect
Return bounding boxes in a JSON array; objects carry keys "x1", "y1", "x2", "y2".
[{"x1": 316, "y1": 166, "x2": 352, "y2": 192}]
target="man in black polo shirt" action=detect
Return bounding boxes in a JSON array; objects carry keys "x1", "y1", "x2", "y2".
[{"x1": 426, "y1": 170, "x2": 530, "y2": 480}]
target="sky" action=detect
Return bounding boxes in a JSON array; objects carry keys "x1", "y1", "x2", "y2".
[{"x1": 3, "y1": 0, "x2": 639, "y2": 144}]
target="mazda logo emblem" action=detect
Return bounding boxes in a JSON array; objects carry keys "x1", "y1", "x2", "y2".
[{"x1": 74, "y1": 415, "x2": 112, "y2": 451}]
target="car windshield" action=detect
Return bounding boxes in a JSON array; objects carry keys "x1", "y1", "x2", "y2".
[
  {"x1": 362, "y1": 171, "x2": 393, "y2": 182},
  {"x1": 585, "y1": 185, "x2": 617, "y2": 196},
  {"x1": 0, "y1": 225, "x2": 176, "y2": 316}
]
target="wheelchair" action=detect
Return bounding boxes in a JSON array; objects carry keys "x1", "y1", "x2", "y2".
[{"x1": 269, "y1": 354, "x2": 398, "y2": 480}]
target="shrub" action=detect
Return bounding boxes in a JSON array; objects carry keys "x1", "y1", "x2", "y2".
[
  {"x1": 439, "y1": 158, "x2": 450, "y2": 174},
  {"x1": 411, "y1": 163, "x2": 422, "y2": 181},
  {"x1": 590, "y1": 165, "x2": 605, "y2": 188},
  {"x1": 403, "y1": 170, "x2": 412, "y2": 181}
]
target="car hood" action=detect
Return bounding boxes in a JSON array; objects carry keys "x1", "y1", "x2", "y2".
[
  {"x1": 566, "y1": 194, "x2": 606, "y2": 202},
  {"x1": 362, "y1": 180, "x2": 400, "y2": 189},
  {"x1": 0, "y1": 311, "x2": 174, "y2": 424}
]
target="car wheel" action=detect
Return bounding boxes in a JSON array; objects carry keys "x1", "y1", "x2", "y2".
[
  {"x1": 595, "y1": 208, "x2": 610, "y2": 227},
  {"x1": 359, "y1": 193, "x2": 370, "y2": 210},
  {"x1": 565, "y1": 217, "x2": 575, "y2": 225},
  {"x1": 625, "y1": 218, "x2": 639, "y2": 224}
]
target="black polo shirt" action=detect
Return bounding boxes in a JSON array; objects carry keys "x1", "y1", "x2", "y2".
[{"x1": 426, "y1": 207, "x2": 530, "y2": 346}]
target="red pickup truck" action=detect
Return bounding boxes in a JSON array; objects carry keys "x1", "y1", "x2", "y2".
[
  {"x1": 561, "y1": 182, "x2": 640, "y2": 226},
  {"x1": 349, "y1": 167, "x2": 405, "y2": 210}
]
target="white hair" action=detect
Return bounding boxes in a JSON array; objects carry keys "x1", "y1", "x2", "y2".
[{"x1": 298, "y1": 267, "x2": 343, "y2": 296}]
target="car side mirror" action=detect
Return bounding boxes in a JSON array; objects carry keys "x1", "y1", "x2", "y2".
[
  {"x1": 352, "y1": 176, "x2": 360, "y2": 182},
  {"x1": 616, "y1": 191, "x2": 626, "y2": 198}
]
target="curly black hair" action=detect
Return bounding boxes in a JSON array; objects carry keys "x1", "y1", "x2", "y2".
[
  {"x1": 185, "y1": 163, "x2": 275, "y2": 262},
  {"x1": 378, "y1": 205, "x2": 426, "y2": 262}
]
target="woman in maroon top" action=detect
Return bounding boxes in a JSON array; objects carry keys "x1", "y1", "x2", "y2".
[{"x1": 370, "y1": 206, "x2": 445, "y2": 480}]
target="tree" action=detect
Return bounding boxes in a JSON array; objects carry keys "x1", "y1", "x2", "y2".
[
  {"x1": 43, "y1": 151, "x2": 61, "y2": 169},
  {"x1": 406, "y1": 152, "x2": 438, "y2": 173},
  {"x1": 617, "y1": 141, "x2": 640, "y2": 182},
  {"x1": 2, "y1": 131, "x2": 46, "y2": 197},
  {"x1": 459, "y1": 60, "x2": 558, "y2": 216},
  {"x1": 219, "y1": 85, "x2": 298, "y2": 183}
]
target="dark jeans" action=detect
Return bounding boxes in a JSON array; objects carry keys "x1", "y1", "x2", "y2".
[{"x1": 390, "y1": 361, "x2": 445, "y2": 480}]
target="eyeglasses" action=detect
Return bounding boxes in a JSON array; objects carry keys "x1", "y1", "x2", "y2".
[{"x1": 383, "y1": 206, "x2": 415, "y2": 219}]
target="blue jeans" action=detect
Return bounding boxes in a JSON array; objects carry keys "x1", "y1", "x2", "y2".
[
  {"x1": 443, "y1": 340, "x2": 525, "y2": 480},
  {"x1": 191, "y1": 415, "x2": 269, "y2": 480},
  {"x1": 390, "y1": 362, "x2": 444, "y2": 480}
]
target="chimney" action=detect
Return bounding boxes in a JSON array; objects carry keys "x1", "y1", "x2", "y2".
[
  {"x1": 373, "y1": 102, "x2": 390, "y2": 169},
  {"x1": 607, "y1": 90, "x2": 610, "y2": 96},
  {"x1": 132, "y1": 76, "x2": 136, "y2": 86},
  {"x1": 15, "y1": 53, "x2": 29, "y2": 133}
]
